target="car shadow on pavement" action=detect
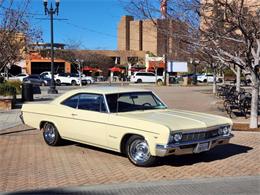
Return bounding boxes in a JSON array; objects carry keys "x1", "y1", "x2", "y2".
[
  {"x1": 0, "y1": 128, "x2": 36, "y2": 136},
  {"x1": 158, "y1": 143, "x2": 253, "y2": 167},
  {"x1": 75, "y1": 143, "x2": 125, "y2": 157}
]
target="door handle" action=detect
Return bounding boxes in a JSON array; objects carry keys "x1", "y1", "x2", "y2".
[{"x1": 71, "y1": 113, "x2": 77, "y2": 116}]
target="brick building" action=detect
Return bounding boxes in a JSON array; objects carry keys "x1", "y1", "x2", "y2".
[{"x1": 117, "y1": 15, "x2": 189, "y2": 61}]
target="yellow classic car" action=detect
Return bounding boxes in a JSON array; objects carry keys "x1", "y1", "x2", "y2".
[{"x1": 21, "y1": 87, "x2": 233, "y2": 167}]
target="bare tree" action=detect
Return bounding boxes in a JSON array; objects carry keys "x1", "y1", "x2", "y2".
[
  {"x1": 0, "y1": 0, "x2": 42, "y2": 73},
  {"x1": 125, "y1": 0, "x2": 260, "y2": 128},
  {"x1": 198, "y1": 0, "x2": 260, "y2": 128}
]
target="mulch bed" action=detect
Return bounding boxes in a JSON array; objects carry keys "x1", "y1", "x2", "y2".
[{"x1": 233, "y1": 123, "x2": 260, "y2": 132}]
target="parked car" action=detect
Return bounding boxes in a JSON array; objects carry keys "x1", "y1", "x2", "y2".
[
  {"x1": 55, "y1": 73, "x2": 80, "y2": 86},
  {"x1": 21, "y1": 87, "x2": 233, "y2": 167},
  {"x1": 39, "y1": 75, "x2": 51, "y2": 86},
  {"x1": 40, "y1": 71, "x2": 53, "y2": 79},
  {"x1": 0, "y1": 72, "x2": 15, "y2": 80},
  {"x1": 130, "y1": 72, "x2": 164, "y2": 85},
  {"x1": 8, "y1": 73, "x2": 29, "y2": 82},
  {"x1": 197, "y1": 73, "x2": 223, "y2": 83},
  {"x1": 23, "y1": 74, "x2": 49, "y2": 86},
  {"x1": 70, "y1": 73, "x2": 95, "y2": 85}
]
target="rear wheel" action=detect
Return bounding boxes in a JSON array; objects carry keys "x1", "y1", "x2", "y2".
[
  {"x1": 125, "y1": 135, "x2": 157, "y2": 167},
  {"x1": 87, "y1": 80, "x2": 91, "y2": 84},
  {"x1": 71, "y1": 80, "x2": 77, "y2": 86},
  {"x1": 56, "y1": 79, "x2": 61, "y2": 86},
  {"x1": 137, "y1": 79, "x2": 142, "y2": 83},
  {"x1": 157, "y1": 79, "x2": 163, "y2": 86},
  {"x1": 43, "y1": 122, "x2": 62, "y2": 146}
]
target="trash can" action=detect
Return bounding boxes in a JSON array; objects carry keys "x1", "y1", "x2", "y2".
[{"x1": 22, "y1": 83, "x2": 33, "y2": 101}]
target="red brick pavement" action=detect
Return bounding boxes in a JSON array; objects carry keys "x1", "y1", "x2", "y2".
[{"x1": 0, "y1": 125, "x2": 259, "y2": 192}]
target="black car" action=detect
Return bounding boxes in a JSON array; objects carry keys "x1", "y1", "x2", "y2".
[{"x1": 23, "y1": 74, "x2": 51, "y2": 86}]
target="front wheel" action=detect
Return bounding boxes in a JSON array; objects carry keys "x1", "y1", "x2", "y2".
[
  {"x1": 125, "y1": 135, "x2": 157, "y2": 167},
  {"x1": 43, "y1": 122, "x2": 62, "y2": 146}
]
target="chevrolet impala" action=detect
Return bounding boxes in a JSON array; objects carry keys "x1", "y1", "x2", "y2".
[{"x1": 21, "y1": 87, "x2": 233, "y2": 167}]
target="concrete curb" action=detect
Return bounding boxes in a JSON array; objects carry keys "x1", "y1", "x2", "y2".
[{"x1": 3, "y1": 175, "x2": 260, "y2": 195}]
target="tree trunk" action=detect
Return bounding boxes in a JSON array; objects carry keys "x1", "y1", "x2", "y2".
[
  {"x1": 249, "y1": 72, "x2": 259, "y2": 128},
  {"x1": 236, "y1": 66, "x2": 241, "y2": 92},
  {"x1": 213, "y1": 67, "x2": 217, "y2": 94}
]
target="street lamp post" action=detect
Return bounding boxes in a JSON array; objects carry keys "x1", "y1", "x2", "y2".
[{"x1": 43, "y1": 0, "x2": 60, "y2": 94}]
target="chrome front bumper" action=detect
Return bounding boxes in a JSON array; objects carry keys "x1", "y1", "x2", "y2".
[{"x1": 155, "y1": 134, "x2": 234, "y2": 157}]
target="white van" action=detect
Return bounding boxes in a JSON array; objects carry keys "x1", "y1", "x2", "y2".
[{"x1": 130, "y1": 72, "x2": 164, "y2": 85}]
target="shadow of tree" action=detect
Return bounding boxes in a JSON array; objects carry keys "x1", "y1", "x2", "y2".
[
  {"x1": 7, "y1": 189, "x2": 111, "y2": 195},
  {"x1": 66, "y1": 142, "x2": 252, "y2": 167}
]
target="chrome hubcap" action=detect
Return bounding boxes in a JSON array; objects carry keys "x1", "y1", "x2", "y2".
[
  {"x1": 44, "y1": 124, "x2": 56, "y2": 144},
  {"x1": 129, "y1": 140, "x2": 150, "y2": 164}
]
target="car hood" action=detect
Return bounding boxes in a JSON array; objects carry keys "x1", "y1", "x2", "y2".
[{"x1": 119, "y1": 109, "x2": 232, "y2": 131}]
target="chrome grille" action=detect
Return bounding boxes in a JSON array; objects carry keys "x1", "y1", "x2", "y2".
[{"x1": 181, "y1": 129, "x2": 219, "y2": 142}]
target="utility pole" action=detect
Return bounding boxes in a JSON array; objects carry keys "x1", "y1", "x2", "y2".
[
  {"x1": 43, "y1": 0, "x2": 60, "y2": 94},
  {"x1": 161, "y1": 0, "x2": 168, "y2": 86}
]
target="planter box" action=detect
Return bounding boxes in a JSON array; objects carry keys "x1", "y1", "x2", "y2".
[{"x1": 0, "y1": 95, "x2": 15, "y2": 111}]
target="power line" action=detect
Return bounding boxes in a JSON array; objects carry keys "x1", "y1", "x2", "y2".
[{"x1": 58, "y1": 20, "x2": 158, "y2": 43}]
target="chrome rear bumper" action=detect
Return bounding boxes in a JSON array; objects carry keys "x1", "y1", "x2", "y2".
[{"x1": 155, "y1": 134, "x2": 234, "y2": 157}]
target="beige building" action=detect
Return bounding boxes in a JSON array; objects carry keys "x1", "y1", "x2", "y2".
[{"x1": 117, "y1": 15, "x2": 189, "y2": 61}]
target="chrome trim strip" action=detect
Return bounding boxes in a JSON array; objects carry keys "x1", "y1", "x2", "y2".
[
  {"x1": 103, "y1": 94, "x2": 110, "y2": 113},
  {"x1": 171, "y1": 124, "x2": 231, "y2": 134},
  {"x1": 156, "y1": 134, "x2": 234, "y2": 149},
  {"x1": 23, "y1": 111, "x2": 160, "y2": 135}
]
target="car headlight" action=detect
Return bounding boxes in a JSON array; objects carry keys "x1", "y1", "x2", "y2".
[
  {"x1": 218, "y1": 126, "x2": 231, "y2": 136},
  {"x1": 169, "y1": 133, "x2": 182, "y2": 143}
]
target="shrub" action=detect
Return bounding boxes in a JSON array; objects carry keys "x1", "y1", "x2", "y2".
[
  {"x1": 0, "y1": 76, "x2": 4, "y2": 84},
  {"x1": 6, "y1": 80, "x2": 22, "y2": 94},
  {"x1": 0, "y1": 83, "x2": 16, "y2": 97}
]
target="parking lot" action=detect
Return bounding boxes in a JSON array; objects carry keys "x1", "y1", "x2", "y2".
[
  {"x1": 0, "y1": 85, "x2": 259, "y2": 193},
  {"x1": 0, "y1": 125, "x2": 259, "y2": 192}
]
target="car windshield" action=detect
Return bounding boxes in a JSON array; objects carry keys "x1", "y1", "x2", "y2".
[{"x1": 106, "y1": 92, "x2": 167, "y2": 113}]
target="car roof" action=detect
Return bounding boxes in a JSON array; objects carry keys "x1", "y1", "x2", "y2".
[{"x1": 52, "y1": 86, "x2": 152, "y2": 104}]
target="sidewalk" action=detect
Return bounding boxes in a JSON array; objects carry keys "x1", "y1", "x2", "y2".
[
  {"x1": 0, "y1": 88, "x2": 61, "y2": 131},
  {"x1": 0, "y1": 109, "x2": 22, "y2": 131}
]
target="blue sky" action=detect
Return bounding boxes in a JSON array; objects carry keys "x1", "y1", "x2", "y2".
[{"x1": 29, "y1": 0, "x2": 129, "y2": 50}]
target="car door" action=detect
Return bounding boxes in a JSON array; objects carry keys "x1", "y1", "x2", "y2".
[
  {"x1": 69, "y1": 93, "x2": 109, "y2": 147},
  {"x1": 147, "y1": 73, "x2": 156, "y2": 82}
]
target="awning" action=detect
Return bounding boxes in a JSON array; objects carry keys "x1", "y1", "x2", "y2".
[
  {"x1": 109, "y1": 67, "x2": 122, "y2": 72},
  {"x1": 82, "y1": 66, "x2": 102, "y2": 72},
  {"x1": 148, "y1": 61, "x2": 165, "y2": 69}
]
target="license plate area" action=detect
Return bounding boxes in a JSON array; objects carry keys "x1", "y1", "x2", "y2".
[{"x1": 194, "y1": 142, "x2": 210, "y2": 153}]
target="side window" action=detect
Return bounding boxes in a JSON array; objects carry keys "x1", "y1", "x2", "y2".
[
  {"x1": 61, "y1": 94, "x2": 80, "y2": 108},
  {"x1": 78, "y1": 94, "x2": 107, "y2": 112},
  {"x1": 147, "y1": 73, "x2": 155, "y2": 76}
]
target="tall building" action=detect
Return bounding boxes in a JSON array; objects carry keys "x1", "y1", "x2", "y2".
[{"x1": 117, "y1": 15, "x2": 188, "y2": 61}]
